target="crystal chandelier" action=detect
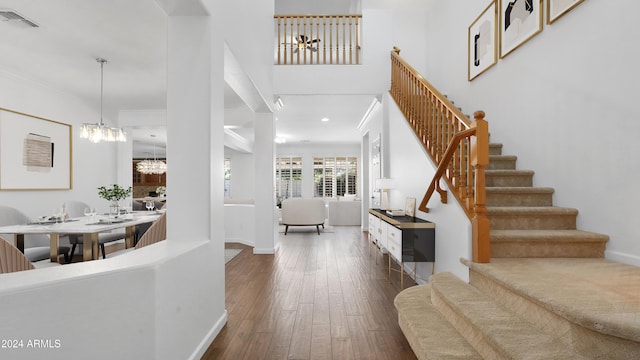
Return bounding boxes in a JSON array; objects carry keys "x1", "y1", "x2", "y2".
[
  {"x1": 79, "y1": 58, "x2": 127, "y2": 143},
  {"x1": 136, "y1": 135, "x2": 166, "y2": 175}
]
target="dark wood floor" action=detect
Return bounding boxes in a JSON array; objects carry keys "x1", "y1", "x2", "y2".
[{"x1": 203, "y1": 226, "x2": 418, "y2": 360}]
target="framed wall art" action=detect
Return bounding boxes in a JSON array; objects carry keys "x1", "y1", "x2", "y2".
[
  {"x1": 499, "y1": 0, "x2": 543, "y2": 58},
  {"x1": 0, "y1": 108, "x2": 72, "y2": 190},
  {"x1": 547, "y1": 0, "x2": 585, "y2": 24},
  {"x1": 468, "y1": 1, "x2": 497, "y2": 81}
]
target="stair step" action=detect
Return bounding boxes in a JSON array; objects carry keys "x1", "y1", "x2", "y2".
[
  {"x1": 490, "y1": 229, "x2": 608, "y2": 258},
  {"x1": 486, "y1": 187, "x2": 554, "y2": 207},
  {"x1": 463, "y1": 258, "x2": 640, "y2": 358},
  {"x1": 430, "y1": 272, "x2": 580, "y2": 359},
  {"x1": 485, "y1": 169, "x2": 534, "y2": 187},
  {"x1": 489, "y1": 143, "x2": 503, "y2": 156},
  {"x1": 394, "y1": 285, "x2": 482, "y2": 359},
  {"x1": 488, "y1": 155, "x2": 517, "y2": 170},
  {"x1": 486, "y1": 206, "x2": 578, "y2": 230}
]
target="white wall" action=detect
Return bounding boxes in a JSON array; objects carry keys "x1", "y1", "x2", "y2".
[
  {"x1": 224, "y1": 148, "x2": 255, "y2": 200},
  {"x1": 418, "y1": 0, "x2": 640, "y2": 265}
]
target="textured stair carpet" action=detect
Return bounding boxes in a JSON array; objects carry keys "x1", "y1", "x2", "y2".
[
  {"x1": 224, "y1": 248, "x2": 242, "y2": 264},
  {"x1": 465, "y1": 258, "x2": 640, "y2": 357}
]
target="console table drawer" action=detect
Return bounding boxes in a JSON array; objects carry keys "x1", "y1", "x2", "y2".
[{"x1": 387, "y1": 233, "x2": 402, "y2": 261}]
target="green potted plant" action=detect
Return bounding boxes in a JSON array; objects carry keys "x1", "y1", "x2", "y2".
[{"x1": 98, "y1": 184, "x2": 132, "y2": 216}]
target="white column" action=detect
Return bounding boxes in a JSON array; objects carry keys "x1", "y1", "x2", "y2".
[{"x1": 254, "y1": 112, "x2": 278, "y2": 254}]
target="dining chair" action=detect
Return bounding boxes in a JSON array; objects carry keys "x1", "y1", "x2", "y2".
[
  {"x1": 134, "y1": 211, "x2": 167, "y2": 249},
  {"x1": 64, "y1": 201, "x2": 126, "y2": 260},
  {"x1": 0, "y1": 235, "x2": 61, "y2": 273},
  {"x1": 0, "y1": 206, "x2": 70, "y2": 263},
  {"x1": 107, "y1": 212, "x2": 167, "y2": 258}
]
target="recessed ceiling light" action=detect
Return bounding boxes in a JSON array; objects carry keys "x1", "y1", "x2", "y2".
[
  {"x1": 321, "y1": 117, "x2": 330, "y2": 122},
  {"x1": 274, "y1": 137, "x2": 286, "y2": 144}
]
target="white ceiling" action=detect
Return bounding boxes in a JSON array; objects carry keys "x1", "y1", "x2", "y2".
[{"x1": 0, "y1": 0, "x2": 371, "y2": 157}]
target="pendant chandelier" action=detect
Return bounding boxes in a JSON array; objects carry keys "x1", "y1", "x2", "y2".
[
  {"x1": 136, "y1": 135, "x2": 166, "y2": 175},
  {"x1": 79, "y1": 58, "x2": 127, "y2": 143}
]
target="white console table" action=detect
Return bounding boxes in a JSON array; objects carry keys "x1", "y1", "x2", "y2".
[{"x1": 368, "y1": 209, "x2": 435, "y2": 288}]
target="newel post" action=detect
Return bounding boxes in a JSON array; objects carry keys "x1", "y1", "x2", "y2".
[{"x1": 471, "y1": 111, "x2": 490, "y2": 263}]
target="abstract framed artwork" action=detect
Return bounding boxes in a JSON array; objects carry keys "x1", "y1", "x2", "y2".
[
  {"x1": 547, "y1": 0, "x2": 585, "y2": 24},
  {"x1": 499, "y1": 0, "x2": 543, "y2": 58},
  {"x1": 468, "y1": 1, "x2": 497, "y2": 81},
  {"x1": 0, "y1": 108, "x2": 72, "y2": 190}
]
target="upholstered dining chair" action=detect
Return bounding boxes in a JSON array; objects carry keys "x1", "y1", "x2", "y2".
[
  {"x1": 64, "y1": 201, "x2": 126, "y2": 260},
  {"x1": 0, "y1": 205, "x2": 70, "y2": 263},
  {"x1": 134, "y1": 211, "x2": 167, "y2": 249},
  {"x1": 0, "y1": 235, "x2": 61, "y2": 273},
  {"x1": 107, "y1": 212, "x2": 167, "y2": 258}
]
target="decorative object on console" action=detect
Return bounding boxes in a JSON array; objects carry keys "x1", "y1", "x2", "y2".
[
  {"x1": 386, "y1": 209, "x2": 405, "y2": 217},
  {"x1": 375, "y1": 178, "x2": 395, "y2": 210},
  {"x1": 79, "y1": 58, "x2": 126, "y2": 143},
  {"x1": 405, "y1": 197, "x2": 416, "y2": 217}
]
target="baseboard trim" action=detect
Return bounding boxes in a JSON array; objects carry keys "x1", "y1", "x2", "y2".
[
  {"x1": 605, "y1": 250, "x2": 640, "y2": 267},
  {"x1": 188, "y1": 309, "x2": 228, "y2": 360},
  {"x1": 225, "y1": 238, "x2": 255, "y2": 247}
]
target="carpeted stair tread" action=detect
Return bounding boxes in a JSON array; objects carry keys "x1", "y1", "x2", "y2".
[
  {"x1": 485, "y1": 170, "x2": 534, "y2": 187},
  {"x1": 491, "y1": 229, "x2": 609, "y2": 243},
  {"x1": 490, "y1": 230, "x2": 608, "y2": 258},
  {"x1": 462, "y1": 258, "x2": 640, "y2": 344},
  {"x1": 394, "y1": 285, "x2": 482, "y2": 359},
  {"x1": 487, "y1": 206, "x2": 578, "y2": 215},
  {"x1": 430, "y1": 272, "x2": 580, "y2": 359},
  {"x1": 488, "y1": 155, "x2": 517, "y2": 170},
  {"x1": 486, "y1": 187, "x2": 555, "y2": 207},
  {"x1": 489, "y1": 143, "x2": 503, "y2": 156},
  {"x1": 486, "y1": 186, "x2": 554, "y2": 194},
  {"x1": 487, "y1": 206, "x2": 578, "y2": 230}
]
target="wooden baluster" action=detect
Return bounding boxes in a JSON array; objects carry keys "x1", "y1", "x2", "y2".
[
  {"x1": 342, "y1": 17, "x2": 347, "y2": 64},
  {"x1": 323, "y1": 16, "x2": 327, "y2": 64},
  {"x1": 277, "y1": 17, "x2": 282, "y2": 65},
  {"x1": 290, "y1": 18, "x2": 294, "y2": 65},
  {"x1": 349, "y1": 16, "x2": 353, "y2": 65},
  {"x1": 355, "y1": 16, "x2": 360, "y2": 64},
  {"x1": 330, "y1": 16, "x2": 334, "y2": 64}
]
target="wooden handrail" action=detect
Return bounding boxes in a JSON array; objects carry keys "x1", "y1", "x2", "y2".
[
  {"x1": 419, "y1": 127, "x2": 477, "y2": 213},
  {"x1": 389, "y1": 47, "x2": 490, "y2": 263}
]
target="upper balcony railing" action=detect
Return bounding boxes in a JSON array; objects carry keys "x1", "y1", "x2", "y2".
[{"x1": 274, "y1": 14, "x2": 362, "y2": 65}]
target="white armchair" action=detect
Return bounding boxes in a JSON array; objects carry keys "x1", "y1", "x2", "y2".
[{"x1": 281, "y1": 198, "x2": 326, "y2": 235}]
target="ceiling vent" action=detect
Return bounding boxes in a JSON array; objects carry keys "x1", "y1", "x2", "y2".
[{"x1": 0, "y1": 9, "x2": 39, "y2": 28}]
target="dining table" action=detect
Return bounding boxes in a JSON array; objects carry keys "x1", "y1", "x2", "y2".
[{"x1": 0, "y1": 211, "x2": 163, "y2": 262}]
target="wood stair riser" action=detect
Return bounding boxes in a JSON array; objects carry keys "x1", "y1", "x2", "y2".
[{"x1": 469, "y1": 270, "x2": 640, "y2": 358}]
